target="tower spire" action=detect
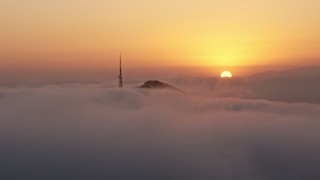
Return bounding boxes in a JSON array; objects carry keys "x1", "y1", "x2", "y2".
[{"x1": 119, "y1": 53, "x2": 123, "y2": 88}]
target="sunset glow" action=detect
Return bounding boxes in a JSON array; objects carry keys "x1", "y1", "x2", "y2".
[
  {"x1": 1, "y1": 0, "x2": 320, "y2": 75},
  {"x1": 221, "y1": 71, "x2": 233, "y2": 78},
  {"x1": 1, "y1": 1, "x2": 320, "y2": 179}
]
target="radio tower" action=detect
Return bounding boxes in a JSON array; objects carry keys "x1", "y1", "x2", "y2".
[{"x1": 118, "y1": 53, "x2": 123, "y2": 88}]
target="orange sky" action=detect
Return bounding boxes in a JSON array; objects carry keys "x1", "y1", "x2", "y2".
[{"x1": 1, "y1": 0, "x2": 320, "y2": 76}]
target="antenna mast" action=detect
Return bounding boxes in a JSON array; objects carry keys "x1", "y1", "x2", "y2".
[{"x1": 119, "y1": 53, "x2": 123, "y2": 88}]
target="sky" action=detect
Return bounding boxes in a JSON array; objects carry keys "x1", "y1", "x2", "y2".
[{"x1": 1, "y1": 0, "x2": 320, "y2": 78}]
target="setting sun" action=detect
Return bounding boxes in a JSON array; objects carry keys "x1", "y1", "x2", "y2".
[{"x1": 221, "y1": 71, "x2": 233, "y2": 78}]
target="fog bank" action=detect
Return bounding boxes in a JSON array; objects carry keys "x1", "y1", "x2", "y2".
[{"x1": 0, "y1": 85, "x2": 320, "y2": 180}]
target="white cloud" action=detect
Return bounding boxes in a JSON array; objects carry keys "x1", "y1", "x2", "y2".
[{"x1": 0, "y1": 85, "x2": 319, "y2": 180}]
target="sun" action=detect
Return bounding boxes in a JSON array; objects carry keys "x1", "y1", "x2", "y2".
[{"x1": 220, "y1": 71, "x2": 233, "y2": 78}]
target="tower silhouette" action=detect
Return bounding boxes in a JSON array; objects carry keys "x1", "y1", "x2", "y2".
[{"x1": 118, "y1": 53, "x2": 123, "y2": 88}]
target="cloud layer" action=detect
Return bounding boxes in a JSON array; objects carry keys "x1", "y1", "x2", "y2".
[{"x1": 0, "y1": 84, "x2": 320, "y2": 180}]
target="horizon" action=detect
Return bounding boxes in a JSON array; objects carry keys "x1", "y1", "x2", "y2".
[{"x1": 0, "y1": 63, "x2": 316, "y2": 86}]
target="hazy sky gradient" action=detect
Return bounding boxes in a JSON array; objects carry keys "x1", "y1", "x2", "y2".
[{"x1": 1, "y1": 0, "x2": 320, "y2": 73}]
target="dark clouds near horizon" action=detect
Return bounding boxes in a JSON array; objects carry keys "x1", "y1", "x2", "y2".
[
  {"x1": 171, "y1": 66, "x2": 320, "y2": 104},
  {"x1": 1, "y1": 81, "x2": 320, "y2": 180}
]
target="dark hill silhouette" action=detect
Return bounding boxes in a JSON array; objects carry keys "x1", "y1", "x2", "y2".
[{"x1": 140, "y1": 80, "x2": 186, "y2": 94}]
